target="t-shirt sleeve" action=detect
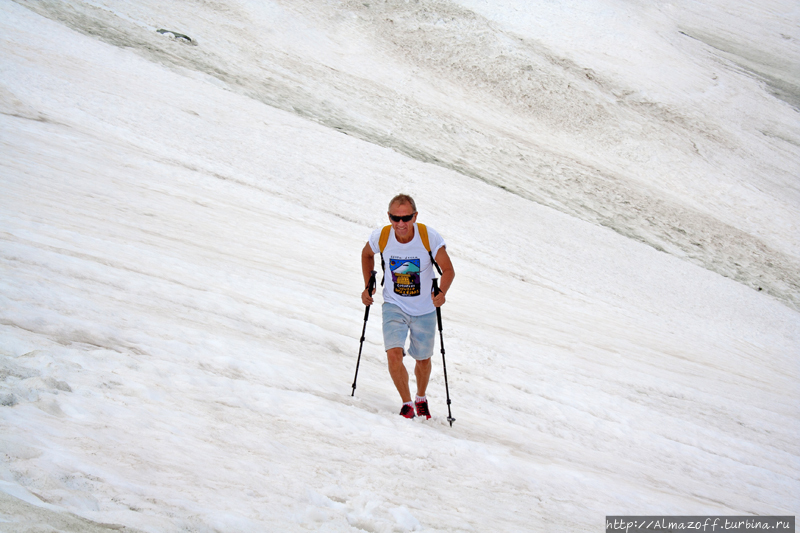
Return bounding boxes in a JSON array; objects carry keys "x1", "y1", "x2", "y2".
[
  {"x1": 428, "y1": 227, "x2": 446, "y2": 258},
  {"x1": 367, "y1": 228, "x2": 382, "y2": 254}
]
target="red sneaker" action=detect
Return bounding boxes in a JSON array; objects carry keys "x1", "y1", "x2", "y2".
[
  {"x1": 415, "y1": 399, "x2": 431, "y2": 420},
  {"x1": 400, "y1": 404, "x2": 416, "y2": 419}
]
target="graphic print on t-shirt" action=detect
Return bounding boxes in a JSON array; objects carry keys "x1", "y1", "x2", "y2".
[{"x1": 390, "y1": 257, "x2": 421, "y2": 297}]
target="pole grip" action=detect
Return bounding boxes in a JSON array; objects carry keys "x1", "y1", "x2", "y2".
[
  {"x1": 363, "y1": 270, "x2": 377, "y2": 320},
  {"x1": 432, "y1": 279, "x2": 443, "y2": 329}
]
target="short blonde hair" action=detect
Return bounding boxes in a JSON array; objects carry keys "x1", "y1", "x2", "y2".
[{"x1": 388, "y1": 194, "x2": 417, "y2": 212}]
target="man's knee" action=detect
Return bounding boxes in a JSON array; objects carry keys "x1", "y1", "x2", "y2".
[
  {"x1": 415, "y1": 357, "x2": 432, "y2": 369},
  {"x1": 387, "y1": 347, "x2": 404, "y2": 364}
]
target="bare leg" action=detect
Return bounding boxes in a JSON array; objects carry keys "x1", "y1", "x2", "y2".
[
  {"x1": 414, "y1": 358, "x2": 432, "y2": 397},
  {"x1": 387, "y1": 347, "x2": 411, "y2": 403}
]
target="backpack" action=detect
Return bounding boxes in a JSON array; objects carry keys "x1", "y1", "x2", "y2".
[{"x1": 378, "y1": 223, "x2": 442, "y2": 286}]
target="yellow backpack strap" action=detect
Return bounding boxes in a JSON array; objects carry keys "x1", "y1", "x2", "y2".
[
  {"x1": 379, "y1": 225, "x2": 392, "y2": 253},
  {"x1": 417, "y1": 223, "x2": 431, "y2": 252},
  {"x1": 378, "y1": 225, "x2": 391, "y2": 286},
  {"x1": 417, "y1": 223, "x2": 443, "y2": 276}
]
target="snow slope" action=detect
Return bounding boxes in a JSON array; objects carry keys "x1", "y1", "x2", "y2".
[{"x1": 1, "y1": 0, "x2": 798, "y2": 531}]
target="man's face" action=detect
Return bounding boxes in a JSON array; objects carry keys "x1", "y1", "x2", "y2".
[{"x1": 388, "y1": 201, "x2": 417, "y2": 241}]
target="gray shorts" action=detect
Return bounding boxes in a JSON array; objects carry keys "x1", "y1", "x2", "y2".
[{"x1": 382, "y1": 303, "x2": 437, "y2": 361}]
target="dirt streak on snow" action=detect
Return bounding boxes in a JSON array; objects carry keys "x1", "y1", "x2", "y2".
[{"x1": 11, "y1": 0, "x2": 800, "y2": 308}]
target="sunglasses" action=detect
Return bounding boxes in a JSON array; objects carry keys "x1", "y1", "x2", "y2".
[{"x1": 389, "y1": 213, "x2": 416, "y2": 223}]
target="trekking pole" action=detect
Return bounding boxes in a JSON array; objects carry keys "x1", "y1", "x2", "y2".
[
  {"x1": 351, "y1": 270, "x2": 377, "y2": 397},
  {"x1": 432, "y1": 278, "x2": 456, "y2": 426}
]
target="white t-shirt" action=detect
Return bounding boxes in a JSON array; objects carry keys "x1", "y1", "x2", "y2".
[{"x1": 369, "y1": 224, "x2": 446, "y2": 316}]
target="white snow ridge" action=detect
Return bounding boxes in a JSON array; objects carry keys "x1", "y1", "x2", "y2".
[{"x1": 1, "y1": 0, "x2": 798, "y2": 532}]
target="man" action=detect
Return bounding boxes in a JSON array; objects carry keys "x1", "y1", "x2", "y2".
[{"x1": 361, "y1": 194, "x2": 455, "y2": 419}]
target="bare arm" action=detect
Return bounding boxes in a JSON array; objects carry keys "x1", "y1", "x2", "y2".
[
  {"x1": 432, "y1": 247, "x2": 455, "y2": 307},
  {"x1": 361, "y1": 242, "x2": 376, "y2": 306}
]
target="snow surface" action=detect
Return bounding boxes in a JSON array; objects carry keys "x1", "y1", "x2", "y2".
[{"x1": 0, "y1": 0, "x2": 798, "y2": 531}]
